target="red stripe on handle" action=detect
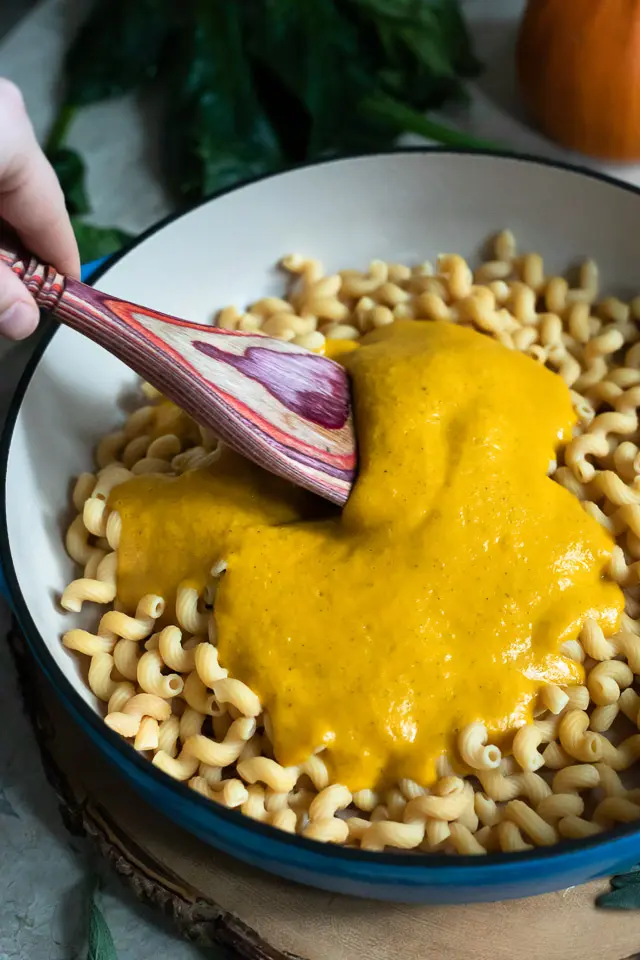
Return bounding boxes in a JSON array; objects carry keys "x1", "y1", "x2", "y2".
[{"x1": 0, "y1": 235, "x2": 356, "y2": 505}]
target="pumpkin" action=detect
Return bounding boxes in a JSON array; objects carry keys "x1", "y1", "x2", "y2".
[{"x1": 517, "y1": 0, "x2": 640, "y2": 161}]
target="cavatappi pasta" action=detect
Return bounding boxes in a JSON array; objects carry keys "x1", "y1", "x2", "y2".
[{"x1": 59, "y1": 230, "x2": 640, "y2": 853}]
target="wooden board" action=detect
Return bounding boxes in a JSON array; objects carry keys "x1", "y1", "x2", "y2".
[{"x1": 8, "y1": 624, "x2": 640, "y2": 960}]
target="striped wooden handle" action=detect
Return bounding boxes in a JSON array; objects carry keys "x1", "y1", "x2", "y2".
[{"x1": 0, "y1": 240, "x2": 356, "y2": 505}]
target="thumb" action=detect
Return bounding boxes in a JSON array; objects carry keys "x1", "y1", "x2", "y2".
[{"x1": 0, "y1": 260, "x2": 39, "y2": 339}]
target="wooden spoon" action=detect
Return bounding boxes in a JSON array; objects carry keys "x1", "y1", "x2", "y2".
[{"x1": 0, "y1": 239, "x2": 356, "y2": 505}]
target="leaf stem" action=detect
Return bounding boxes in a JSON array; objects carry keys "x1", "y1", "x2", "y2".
[
  {"x1": 364, "y1": 95, "x2": 501, "y2": 152},
  {"x1": 45, "y1": 103, "x2": 78, "y2": 154}
]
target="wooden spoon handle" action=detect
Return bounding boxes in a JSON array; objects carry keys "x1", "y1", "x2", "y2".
[
  {"x1": 0, "y1": 239, "x2": 356, "y2": 505},
  {"x1": 0, "y1": 241, "x2": 68, "y2": 309}
]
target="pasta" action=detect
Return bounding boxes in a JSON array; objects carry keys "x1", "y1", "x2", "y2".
[
  {"x1": 184, "y1": 719, "x2": 256, "y2": 767},
  {"x1": 558, "y1": 711, "x2": 602, "y2": 762},
  {"x1": 360, "y1": 820, "x2": 425, "y2": 852},
  {"x1": 61, "y1": 551, "x2": 117, "y2": 612},
  {"x1": 448, "y1": 823, "x2": 487, "y2": 856},
  {"x1": 179, "y1": 706, "x2": 205, "y2": 742},
  {"x1": 113, "y1": 638, "x2": 140, "y2": 681},
  {"x1": 536, "y1": 793, "x2": 584, "y2": 822},
  {"x1": 458, "y1": 722, "x2": 502, "y2": 770},
  {"x1": 58, "y1": 229, "x2": 640, "y2": 853},
  {"x1": 88, "y1": 651, "x2": 117, "y2": 702},
  {"x1": 237, "y1": 757, "x2": 299, "y2": 793},
  {"x1": 540, "y1": 684, "x2": 570, "y2": 715},
  {"x1": 504, "y1": 800, "x2": 558, "y2": 846},
  {"x1": 182, "y1": 670, "x2": 217, "y2": 716},
  {"x1": 241, "y1": 784, "x2": 268, "y2": 822},
  {"x1": 137, "y1": 649, "x2": 184, "y2": 699},
  {"x1": 309, "y1": 785, "x2": 353, "y2": 821},
  {"x1": 159, "y1": 626, "x2": 196, "y2": 673},
  {"x1": 303, "y1": 817, "x2": 350, "y2": 844},
  {"x1": 108, "y1": 681, "x2": 135, "y2": 715},
  {"x1": 98, "y1": 594, "x2": 164, "y2": 642},
  {"x1": 218, "y1": 779, "x2": 250, "y2": 809},
  {"x1": 194, "y1": 641, "x2": 227, "y2": 687},
  {"x1": 176, "y1": 582, "x2": 209, "y2": 635},
  {"x1": 134, "y1": 716, "x2": 159, "y2": 752},
  {"x1": 212, "y1": 678, "x2": 261, "y2": 718},
  {"x1": 403, "y1": 777, "x2": 470, "y2": 823},
  {"x1": 558, "y1": 816, "x2": 604, "y2": 839},
  {"x1": 496, "y1": 821, "x2": 533, "y2": 853},
  {"x1": 157, "y1": 715, "x2": 180, "y2": 757},
  {"x1": 153, "y1": 749, "x2": 199, "y2": 781},
  {"x1": 587, "y1": 660, "x2": 634, "y2": 705},
  {"x1": 63, "y1": 628, "x2": 115, "y2": 657},
  {"x1": 512, "y1": 724, "x2": 545, "y2": 772}
]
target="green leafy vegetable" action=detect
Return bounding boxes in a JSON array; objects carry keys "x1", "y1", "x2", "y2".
[
  {"x1": 64, "y1": 0, "x2": 173, "y2": 106},
  {"x1": 48, "y1": 0, "x2": 490, "y2": 258},
  {"x1": 162, "y1": 0, "x2": 283, "y2": 203},
  {"x1": 363, "y1": 94, "x2": 498, "y2": 150},
  {"x1": 341, "y1": 0, "x2": 481, "y2": 111},
  {"x1": 45, "y1": 78, "x2": 135, "y2": 261},
  {"x1": 45, "y1": 104, "x2": 90, "y2": 216},
  {"x1": 86, "y1": 894, "x2": 119, "y2": 960},
  {"x1": 245, "y1": 0, "x2": 392, "y2": 159},
  {"x1": 71, "y1": 219, "x2": 133, "y2": 263},
  {"x1": 597, "y1": 865, "x2": 640, "y2": 910},
  {"x1": 48, "y1": 147, "x2": 90, "y2": 216}
]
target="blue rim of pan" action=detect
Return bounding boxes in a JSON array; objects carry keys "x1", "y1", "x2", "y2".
[{"x1": 3, "y1": 146, "x2": 640, "y2": 879}]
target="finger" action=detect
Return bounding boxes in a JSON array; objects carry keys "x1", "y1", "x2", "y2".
[
  {"x1": 0, "y1": 79, "x2": 80, "y2": 278},
  {"x1": 0, "y1": 260, "x2": 39, "y2": 339}
]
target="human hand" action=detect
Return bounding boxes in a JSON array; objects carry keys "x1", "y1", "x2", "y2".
[{"x1": 0, "y1": 79, "x2": 79, "y2": 340}]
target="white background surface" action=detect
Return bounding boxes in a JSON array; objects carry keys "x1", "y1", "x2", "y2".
[{"x1": 1, "y1": 0, "x2": 640, "y2": 956}]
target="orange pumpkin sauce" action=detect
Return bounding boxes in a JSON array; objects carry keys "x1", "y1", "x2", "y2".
[{"x1": 110, "y1": 321, "x2": 623, "y2": 791}]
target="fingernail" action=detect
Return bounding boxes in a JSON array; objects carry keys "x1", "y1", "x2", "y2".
[{"x1": 0, "y1": 300, "x2": 39, "y2": 339}]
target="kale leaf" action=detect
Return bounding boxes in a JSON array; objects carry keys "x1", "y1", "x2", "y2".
[
  {"x1": 49, "y1": 0, "x2": 488, "y2": 244},
  {"x1": 71, "y1": 219, "x2": 134, "y2": 263},
  {"x1": 64, "y1": 0, "x2": 173, "y2": 106},
  {"x1": 162, "y1": 0, "x2": 283, "y2": 203},
  {"x1": 344, "y1": 0, "x2": 481, "y2": 109},
  {"x1": 48, "y1": 146, "x2": 90, "y2": 216},
  {"x1": 245, "y1": 0, "x2": 394, "y2": 160}
]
